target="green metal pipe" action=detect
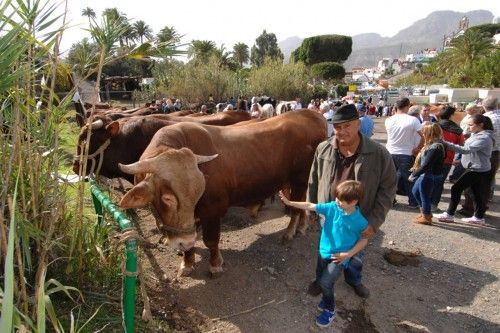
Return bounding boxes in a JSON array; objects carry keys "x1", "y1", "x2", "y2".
[{"x1": 89, "y1": 178, "x2": 137, "y2": 333}]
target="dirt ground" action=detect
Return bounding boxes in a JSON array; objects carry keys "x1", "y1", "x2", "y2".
[{"x1": 132, "y1": 117, "x2": 499, "y2": 333}]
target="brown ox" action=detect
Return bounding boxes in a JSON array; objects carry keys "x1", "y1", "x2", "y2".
[
  {"x1": 73, "y1": 111, "x2": 250, "y2": 181},
  {"x1": 118, "y1": 110, "x2": 327, "y2": 276},
  {"x1": 79, "y1": 105, "x2": 161, "y2": 126}
]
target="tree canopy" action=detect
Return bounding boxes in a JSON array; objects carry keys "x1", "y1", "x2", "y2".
[
  {"x1": 156, "y1": 26, "x2": 181, "y2": 44},
  {"x1": 468, "y1": 23, "x2": 500, "y2": 38},
  {"x1": 291, "y1": 34, "x2": 352, "y2": 65},
  {"x1": 133, "y1": 20, "x2": 153, "y2": 44},
  {"x1": 250, "y1": 30, "x2": 284, "y2": 67},
  {"x1": 188, "y1": 40, "x2": 217, "y2": 64},
  {"x1": 233, "y1": 42, "x2": 249, "y2": 68},
  {"x1": 397, "y1": 27, "x2": 499, "y2": 88}
]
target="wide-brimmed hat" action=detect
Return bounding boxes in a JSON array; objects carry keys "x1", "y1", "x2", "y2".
[{"x1": 331, "y1": 103, "x2": 359, "y2": 124}]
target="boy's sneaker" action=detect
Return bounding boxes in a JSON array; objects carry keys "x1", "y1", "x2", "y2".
[
  {"x1": 462, "y1": 216, "x2": 486, "y2": 225},
  {"x1": 316, "y1": 309, "x2": 336, "y2": 328},
  {"x1": 317, "y1": 299, "x2": 327, "y2": 311},
  {"x1": 434, "y1": 212, "x2": 455, "y2": 223}
]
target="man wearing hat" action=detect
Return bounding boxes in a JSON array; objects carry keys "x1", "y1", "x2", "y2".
[
  {"x1": 306, "y1": 103, "x2": 397, "y2": 299},
  {"x1": 357, "y1": 103, "x2": 374, "y2": 137}
]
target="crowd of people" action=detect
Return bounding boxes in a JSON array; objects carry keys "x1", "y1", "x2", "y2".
[
  {"x1": 278, "y1": 96, "x2": 497, "y2": 328},
  {"x1": 150, "y1": 92, "x2": 497, "y2": 328}
]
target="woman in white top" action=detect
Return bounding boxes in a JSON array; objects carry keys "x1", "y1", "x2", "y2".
[{"x1": 250, "y1": 103, "x2": 261, "y2": 118}]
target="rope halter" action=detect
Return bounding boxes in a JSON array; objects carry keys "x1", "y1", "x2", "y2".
[{"x1": 79, "y1": 139, "x2": 111, "y2": 176}]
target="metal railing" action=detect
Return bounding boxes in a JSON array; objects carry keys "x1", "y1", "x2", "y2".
[{"x1": 89, "y1": 178, "x2": 137, "y2": 333}]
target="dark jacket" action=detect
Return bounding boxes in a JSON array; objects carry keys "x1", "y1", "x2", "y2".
[
  {"x1": 411, "y1": 142, "x2": 445, "y2": 178},
  {"x1": 306, "y1": 134, "x2": 397, "y2": 231}
]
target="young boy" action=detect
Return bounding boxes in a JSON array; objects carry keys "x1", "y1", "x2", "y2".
[{"x1": 278, "y1": 180, "x2": 368, "y2": 328}]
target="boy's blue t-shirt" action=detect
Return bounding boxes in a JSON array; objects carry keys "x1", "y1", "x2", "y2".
[{"x1": 316, "y1": 201, "x2": 368, "y2": 263}]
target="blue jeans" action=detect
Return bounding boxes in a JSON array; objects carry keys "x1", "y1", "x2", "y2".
[
  {"x1": 431, "y1": 165, "x2": 452, "y2": 206},
  {"x1": 412, "y1": 174, "x2": 442, "y2": 214},
  {"x1": 392, "y1": 154, "x2": 417, "y2": 206},
  {"x1": 315, "y1": 252, "x2": 364, "y2": 311}
]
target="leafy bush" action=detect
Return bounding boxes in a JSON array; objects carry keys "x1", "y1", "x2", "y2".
[
  {"x1": 166, "y1": 55, "x2": 239, "y2": 103},
  {"x1": 335, "y1": 84, "x2": 349, "y2": 97},
  {"x1": 310, "y1": 62, "x2": 345, "y2": 81},
  {"x1": 246, "y1": 58, "x2": 309, "y2": 100},
  {"x1": 308, "y1": 84, "x2": 329, "y2": 100}
]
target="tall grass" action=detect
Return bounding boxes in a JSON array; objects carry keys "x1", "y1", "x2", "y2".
[{"x1": 1, "y1": 1, "x2": 187, "y2": 330}]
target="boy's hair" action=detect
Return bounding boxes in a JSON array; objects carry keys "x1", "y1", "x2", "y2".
[{"x1": 333, "y1": 180, "x2": 363, "y2": 202}]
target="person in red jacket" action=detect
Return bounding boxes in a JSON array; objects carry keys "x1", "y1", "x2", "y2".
[{"x1": 431, "y1": 106, "x2": 464, "y2": 211}]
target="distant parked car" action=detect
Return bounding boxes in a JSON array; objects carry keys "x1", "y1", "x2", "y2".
[
  {"x1": 387, "y1": 88, "x2": 399, "y2": 97},
  {"x1": 413, "y1": 87, "x2": 425, "y2": 96}
]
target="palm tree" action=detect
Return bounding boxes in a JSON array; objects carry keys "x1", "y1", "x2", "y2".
[
  {"x1": 102, "y1": 8, "x2": 128, "y2": 46},
  {"x1": 213, "y1": 44, "x2": 235, "y2": 69},
  {"x1": 447, "y1": 29, "x2": 494, "y2": 68},
  {"x1": 156, "y1": 25, "x2": 181, "y2": 44},
  {"x1": 133, "y1": 20, "x2": 153, "y2": 44},
  {"x1": 188, "y1": 40, "x2": 216, "y2": 64},
  {"x1": 102, "y1": 7, "x2": 121, "y2": 23},
  {"x1": 232, "y1": 42, "x2": 249, "y2": 68},
  {"x1": 66, "y1": 38, "x2": 98, "y2": 75},
  {"x1": 81, "y1": 7, "x2": 96, "y2": 27},
  {"x1": 123, "y1": 22, "x2": 137, "y2": 46}
]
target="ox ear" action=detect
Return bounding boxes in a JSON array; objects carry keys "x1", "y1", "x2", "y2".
[
  {"x1": 194, "y1": 153, "x2": 218, "y2": 164},
  {"x1": 106, "y1": 121, "x2": 120, "y2": 137},
  {"x1": 119, "y1": 180, "x2": 154, "y2": 209}
]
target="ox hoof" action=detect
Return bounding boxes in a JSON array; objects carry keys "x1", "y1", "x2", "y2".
[
  {"x1": 296, "y1": 228, "x2": 307, "y2": 237},
  {"x1": 280, "y1": 233, "x2": 294, "y2": 244},
  {"x1": 209, "y1": 266, "x2": 224, "y2": 278},
  {"x1": 177, "y1": 265, "x2": 194, "y2": 277}
]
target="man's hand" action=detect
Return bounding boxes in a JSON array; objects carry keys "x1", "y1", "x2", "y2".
[
  {"x1": 361, "y1": 224, "x2": 376, "y2": 239},
  {"x1": 408, "y1": 175, "x2": 416, "y2": 182}
]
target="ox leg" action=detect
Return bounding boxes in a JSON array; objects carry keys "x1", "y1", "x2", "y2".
[
  {"x1": 245, "y1": 203, "x2": 261, "y2": 218},
  {"x1": 282, "y1": 182, "x2": 307, "y2": 242},
  {"x1": 282, "y1": 209, "x2": 300, "y2": 242},
  {"x1": 296, "y1": 210, "x2": 309, "y2": 236},
  {"x1": 202, "y1": 221, "x2": 224, "y2": 277},
  {"x1": 178, "y1": 248, "x2": 196, "y2": 277}
]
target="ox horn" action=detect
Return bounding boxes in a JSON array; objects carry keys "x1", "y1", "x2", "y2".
[
  {"x1": 118, "y1": 158, "x2": 156, "y2": 175},
  {"x1": 90, "y1": 119, "x2": 104, "y2": 129},
  {"x1": 194, "y1": 153, "x2": 218, "y2": 164}
]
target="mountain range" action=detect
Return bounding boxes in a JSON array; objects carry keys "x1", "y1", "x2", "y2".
[{"x1": 278, "y1": 10, "x2": 495, "y2": 70}]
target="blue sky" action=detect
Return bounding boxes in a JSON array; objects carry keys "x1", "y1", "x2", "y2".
[{"x1": 60, "y1": 0, "x2": 499, "y2": 54}]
